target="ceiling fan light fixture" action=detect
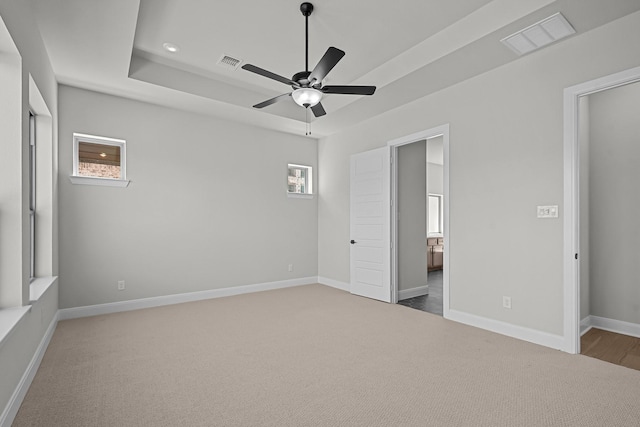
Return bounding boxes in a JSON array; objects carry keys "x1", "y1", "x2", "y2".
[{"x1": 292, "y1": 88, "x2": 322, "y2": 107}]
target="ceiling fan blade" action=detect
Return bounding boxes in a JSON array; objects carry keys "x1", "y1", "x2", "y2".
[
  {"x1": 322, "y1": 85, "x2": 376, "y2": 95},
  {"x1": 308, "y1": 47, "x2": 345, "y2": 84},
  {"x1": 242, "y1": 64, "x2": 300, "y2": 87},
  {"x1": 311, "y1": 102, "x2": 326, "y2": 117},
  {"x1": 253, "y1": 93, "x2": 292, "y2": 109}
]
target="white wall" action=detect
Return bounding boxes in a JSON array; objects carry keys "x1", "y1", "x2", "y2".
[
  {"x1": 318, "y1": 11, "x2": 640, "y2": 336},
  {"x1": 58, "y1": 86, "x2": 318, "y2": 309},
  {"x1": 588, "y1": 80, "x2": 640, "y2": 325},
  {"x1": 0, "y1": 0, "x2": 59, "y2": 420},
  {"x1": 397, "y1": 140, "x2": 427, "y2": 292}
]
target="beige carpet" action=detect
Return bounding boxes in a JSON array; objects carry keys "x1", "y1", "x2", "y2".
[{"x1": 14, "y1": 284, "x2": 640, "y2": 426}]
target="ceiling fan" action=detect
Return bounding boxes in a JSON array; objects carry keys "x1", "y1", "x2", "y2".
[{"x1": 241, "y1": 2, "x2": 376, "y2": 118}]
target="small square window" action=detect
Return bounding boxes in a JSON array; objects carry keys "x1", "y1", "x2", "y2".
[
  {"x1": 73, "y1": 133, "x2": 126, "y2": 180},
  {"x1": 287, "y1": 164, "x2": 312, "y2": 195}
]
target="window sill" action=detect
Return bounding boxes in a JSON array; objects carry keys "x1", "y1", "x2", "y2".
[
  {"x1": 287, "y1": 193, "x2": 314, "y2": 199},
  {"x1": 0, "y1": 306, "x2": 31, "y2": 350},
  {"x1": 69, "y1": 176, "x2": 130, "y2": 187},
  {"x1": 30, "y1": 276, "x2": 57, "y2": 304}
]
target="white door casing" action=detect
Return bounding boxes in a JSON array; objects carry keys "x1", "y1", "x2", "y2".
[
  {"x1": 563, "y1": 65, "x2": 640, "y2": 354},
  {"x1": 350, "y1": 147, "x2": 391, "y2": 302}
]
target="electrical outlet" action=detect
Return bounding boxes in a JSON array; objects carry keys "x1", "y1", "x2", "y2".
[
  {"x1": 537, "y1": 205, "x2": 558, "y2": 218},
  {"x1": 118, "y1": 280, "x2": 125, "y2": 291},
  {"x1": 288, "y1": 264, "x2": 294, "y2": 272},
  {"x1": 503, "y1": 296, "x2": 512, "y2": 309}
]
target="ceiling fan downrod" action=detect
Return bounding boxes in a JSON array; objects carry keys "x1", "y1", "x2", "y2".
[{"x1": 300, "y1": 2, "x2": 313, "y2": 72}]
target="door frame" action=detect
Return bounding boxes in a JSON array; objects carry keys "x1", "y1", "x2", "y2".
[
  {"x1": 388, "y1": 124, "x2": 450, "y2": 319},
  {"x1": 563, "y1": 65, "x2": 640, "y2": 354}
]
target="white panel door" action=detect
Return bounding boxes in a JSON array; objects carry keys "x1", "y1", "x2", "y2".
[{"x1": 350, "y1": 147, "x2": 391, "y2": 302}]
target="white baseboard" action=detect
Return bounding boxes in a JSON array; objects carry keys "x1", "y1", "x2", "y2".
[
  {"x1": 318, "y1": 276, "x2": 350, "y2": 292},
  {"x1": 446, "y1": 309, "x2": 565, "y2": 351},
  {"x1": 583, "y1": 315, "x2": 640, "y2": 339},
  {"x1": 59, "y1": 276, "x2": 318, "y2": 320},
  {"x1": 0, "y1": 312, "x2": 58, "y2": 427},
  {"x1": 580, "y1": 316, "x2": 592, "y2": 336},
  {"x1": 398, "y1": 285, "x2": 429, "y2": 301}
]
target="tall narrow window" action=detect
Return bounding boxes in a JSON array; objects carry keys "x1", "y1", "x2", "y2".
[
  {"x1": 428, "y1": 194, "x2": 443, "y2": 234},
  {"x1": 29, "y1": 112, "x2": 36, "y2": 281}
]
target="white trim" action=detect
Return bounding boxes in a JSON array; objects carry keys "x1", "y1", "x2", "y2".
[
  {"x1": 58, "y1": 277, "x2": 317, "y2": 320},
  {"x1": 563, "y1": 65, "x2": 640, "y2": 354},
  {"x1": 0, "y1": 307, "x2": 31, "y2": 351},
  {"x1": 398, "y1": 285, "x2": 429, "y2": 301},
  {"x1": 587, "y1": 315, "x2": 640, "y2": 339},
  {"x1": 447, "y1": 309, "x2": 565, "y2": 350},
  {"x1": 318, "y1": 276, "x2": 350, "y2": 292},
  {"x1": 286, "y1": 193, "x2": 313, "y2": 199},
  {"x1": 580, "y1": 316, "x2": 592, "y2": 336},
  {"x1": 387, "y1": 124, "x2": 450, "y2": 318},
  {"x1": 0, "y1": 311, "x2": 58, "y2": 427},
  {"x1": 69, "y1": 176, "x2": 130, "y2": 187},
  {"x1": 29, "y1": 276, "x2": 57, "y2": 303}
]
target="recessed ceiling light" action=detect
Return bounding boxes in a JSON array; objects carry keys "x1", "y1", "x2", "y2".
[
  {"x1": 163, "y1": 43, "x2": 179, "y2": 53},
  {"x1": 100, "y1": 152, "x2": 107, "y2": 157}
]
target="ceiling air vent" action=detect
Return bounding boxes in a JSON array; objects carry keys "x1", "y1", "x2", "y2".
[
  {"x1": 217, "y1": 55, "x2": 242, "y2": 71},
  {"x1": 501, "y1": 12, "x2": 575, "y2": 56}
]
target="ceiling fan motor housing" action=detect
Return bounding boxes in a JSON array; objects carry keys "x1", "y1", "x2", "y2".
[{"x1": 292, "y1": 71, "x2": 313, "y2": 88}]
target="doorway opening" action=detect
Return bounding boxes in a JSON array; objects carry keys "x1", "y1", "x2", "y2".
[
  {"x1": 564, "y1": 66, "x2": 640, "y2": 354},
  {"x1": 389, "y1": 125, "x2": 450, "y2": 318}
]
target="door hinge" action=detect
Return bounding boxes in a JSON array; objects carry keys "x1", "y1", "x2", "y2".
[{"x1": 575, "y1": 253, "x2": 578, "y2": 260}]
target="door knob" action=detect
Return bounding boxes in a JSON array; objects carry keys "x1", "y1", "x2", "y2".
[{"x1": 350, "y1": 240, "x2": 356, "y2": 244}]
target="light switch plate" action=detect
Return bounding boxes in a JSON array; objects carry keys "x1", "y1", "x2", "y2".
[{"x1": 537, "y1": 205, "x2": 558, "y2": 218}]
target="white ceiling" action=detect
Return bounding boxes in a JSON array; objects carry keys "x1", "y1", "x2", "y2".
[{"x1": 31, "y1": 0, "x2": 640, "y2": 137}]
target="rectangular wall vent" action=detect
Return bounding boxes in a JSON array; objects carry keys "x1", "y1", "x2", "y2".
[
  {"x1": 217, "y1": 55, "x2": 242, "y2": 70},
  {"x1": 501, "y1": 12, "x2": 575, "y2": 56}
]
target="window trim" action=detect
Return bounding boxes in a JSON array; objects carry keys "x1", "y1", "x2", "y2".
[
  {"x1": 71, "y1": 133, "x2": 129, "y2": 185},
  {"x1": 29, "y1": 112, "x2": 36, "y2": 282},
  {"x1": 287, "y1": 163, "x2": 313, "y2": 197}
]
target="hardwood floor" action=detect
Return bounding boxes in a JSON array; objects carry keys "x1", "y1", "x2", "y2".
[
  {"x1": 581, "y1": 328, "x2": 640, "y2": 371},
  {"x1": 397, "y1": 270, "x2": 443, "y2": 316}
]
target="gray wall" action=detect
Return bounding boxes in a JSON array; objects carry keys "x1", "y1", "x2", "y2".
[
  {"x1": 397, "y1": 141, "x2": 427, "y2": 292},
  {"x1": 588, "y1": 80, "x2": 640, "y2": 325},
  {"x1": 58, "y1": 86, "x2": 317, "y2": 309},
  {"x1": 427, "y1": 163, "x2": 444, "y2": 195},
  {"x1": 427, "y1": 135, "x2": 444, "y2": 196},
  {"x1": 318, "y1": 11, "x2": 640, "y2": 336},
  {"x1": 0, "y1": 0, "x2": 59, "y2": 418},
  {"x1": 579, "y1": 96, "x2": 590, "y2": 320}
]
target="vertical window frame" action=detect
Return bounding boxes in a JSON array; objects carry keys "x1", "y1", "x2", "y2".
[{"x1": 29, "y1": 111, "x2": 36, "y2": 281}]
